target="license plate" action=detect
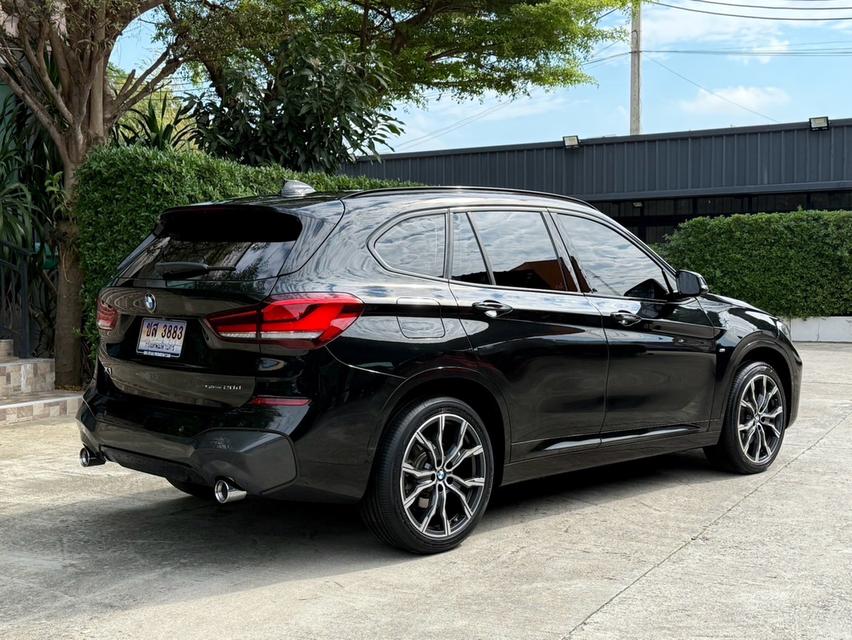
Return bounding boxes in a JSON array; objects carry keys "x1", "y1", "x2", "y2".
[{"x1": 137, "y1": 318, "x2": 187, "y2": 358}]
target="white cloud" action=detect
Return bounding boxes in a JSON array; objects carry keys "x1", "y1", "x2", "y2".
[
  {"x1": 642, "y1": 1, "x2": 846, "y2": 62},
  {"x1": 644, "y1": 3, "x2": 784, "y2": 49},
  {"x1": 679, "y1": 86, "x2": 790, "y2": 116},
  {"x1": 745, "y1": 38, "x2": 791, "y2": 65}
]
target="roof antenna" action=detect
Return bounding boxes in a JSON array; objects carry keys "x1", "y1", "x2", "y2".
[{"x1": 281, "y1": 180, "x2": 316, "y2": 198}]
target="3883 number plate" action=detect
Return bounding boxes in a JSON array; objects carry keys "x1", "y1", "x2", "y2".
[{"x1": 136, "y1": 317, "x2": 187, "y2": 358}]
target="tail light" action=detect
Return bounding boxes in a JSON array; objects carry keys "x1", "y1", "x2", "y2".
[
  {"x1": 249, "y1": 396, "x2": 311, "y2": 407},
  {"x1": 206, "y1": 293, "x2": 363, "y2": 349},
  {"x1": 97, "y1": 298, "x2": 118, "y2": 332}
]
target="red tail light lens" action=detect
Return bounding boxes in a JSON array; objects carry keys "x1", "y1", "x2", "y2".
[
  {"x1": 249, "y1": 396, "x2": 311, "y2": 407},
  {"x1": 207, "y1": 293, "x2": 363, "y2": 349},
  {"x1": 97, "y1": 299, "x2": 118, "y2": 332}
]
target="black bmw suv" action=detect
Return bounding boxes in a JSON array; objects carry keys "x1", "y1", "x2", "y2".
[{"x1": 78, "y1": 184, "x2": 802, "y2": 553}]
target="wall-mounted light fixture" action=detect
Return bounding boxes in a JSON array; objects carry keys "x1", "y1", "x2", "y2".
[
  {"x1": 563, "y1": 135, "x2": 581, "y2": 149},
  {"x1": 809, "y1": 116, "x2": 830, "y2": 131}
]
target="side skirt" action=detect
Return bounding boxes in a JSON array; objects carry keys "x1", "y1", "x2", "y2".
[{"x1": 500, "y1": 429, "x2": 720, "y2": 487}]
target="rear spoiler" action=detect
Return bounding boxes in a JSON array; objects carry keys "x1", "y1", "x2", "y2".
[{"x1": 154, "y1": 203, "x2": 301, "y2": 240}]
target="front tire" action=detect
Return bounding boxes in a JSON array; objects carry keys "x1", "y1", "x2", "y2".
[
  {"x1": 362, "y1": 397, "x2": 495, "y2": 554},
  {"x1": 705, "y1": 362, "x2": 787, "y2": 474}
]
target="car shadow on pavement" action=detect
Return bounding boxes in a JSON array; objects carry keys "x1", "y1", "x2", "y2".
[
  {"x1": 4, "y1": 448, "x2": 732, "y2": 624},
  {"x1": 492, "y1": 448, "x2": 721, "y2": 509}
]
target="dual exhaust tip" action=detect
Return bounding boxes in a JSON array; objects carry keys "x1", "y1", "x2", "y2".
[
  {"x1": 79, "y1": 447, "x2": 246, "y2": 504},
  {"x1": 213, "y1": 479, "x2": 246, "y2": 504},
  {"x1": 79, "y1": 447, "x2": 106, "y2": 467}
]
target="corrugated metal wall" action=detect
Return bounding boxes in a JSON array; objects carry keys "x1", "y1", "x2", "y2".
[{"x1": 342, "y1": 119, "x2": 852, "y2": 202}]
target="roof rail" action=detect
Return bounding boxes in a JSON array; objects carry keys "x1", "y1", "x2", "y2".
[{"x1": 341, "y1": 185, "x2": 593, "y2": 208}]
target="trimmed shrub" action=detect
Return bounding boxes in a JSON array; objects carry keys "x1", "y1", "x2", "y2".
[
  {"x1": 75, "y1": 146, "x2": 407, "y2": 348},
  {"x1": 659, "y1": 210, "x2": 852, "y2": 318}
]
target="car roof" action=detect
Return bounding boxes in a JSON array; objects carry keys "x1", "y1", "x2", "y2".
[
  {"x1": 171, "y1": 186, "x2": 603, "y2": 222},
  {"x1": 342, "y1": 186, "x2": 591, "y2": 207},
  {"x1": 339, "y1": 186, "x2": 602, "y2": 217}
]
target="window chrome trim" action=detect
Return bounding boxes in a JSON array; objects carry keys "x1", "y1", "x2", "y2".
[
  {"x1": 449, "y1": 206, "x2": 578, "y2": 295},
  {"x1": 367, "y1": 207, "x2": 450, "y2": 282},
  {"x1": 549, "y1": 207, "x2": 676, "y2": 272},
  {"x1": 548, "y1": 207, "x2": 676, "y2": 303}
]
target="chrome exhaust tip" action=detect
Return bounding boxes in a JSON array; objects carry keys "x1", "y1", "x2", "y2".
[
  {"x1": 79, "y1": 447, "x2": 105, "y2": 467},
  {"x1": 214, "y1": 479, "x2": 247, "y2": 504}
]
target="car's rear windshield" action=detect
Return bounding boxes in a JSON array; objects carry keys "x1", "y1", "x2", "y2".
[{"x1": 121, "y1": 206, "x2": 302, "y2": 282}]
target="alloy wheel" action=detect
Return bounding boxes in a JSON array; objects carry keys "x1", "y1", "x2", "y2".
[
  {"x1": 399, "y1": 412, "x2": 488, "y2": 539},
  {"x1": 737, "y1": 374, "x2": 784, "y2": 464}
]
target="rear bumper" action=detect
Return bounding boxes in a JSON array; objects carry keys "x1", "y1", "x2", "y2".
[
  {"x1": 78, "y1": 397, "x2": 298, "y2": 496},
  {"x1": 77, "y1": 356, "x2": 402, "y2": 503}
]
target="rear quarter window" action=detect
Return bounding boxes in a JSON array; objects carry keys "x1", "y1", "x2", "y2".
[{"x1": 374, "y1": 213, "x2": 446, "y2": 277}]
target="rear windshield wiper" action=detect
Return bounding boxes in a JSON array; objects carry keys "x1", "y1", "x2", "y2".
[{"x1": 153, "y1": 261, "x2": 238, "y2": 279}]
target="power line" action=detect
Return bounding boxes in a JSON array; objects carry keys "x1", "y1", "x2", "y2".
[
  {"x1": 645, "y1": 47, "x2": 852, "y2": 55},
  {"x1": 650, "y1": 0, "x2": 852, "y2": 19},
  {"x1": 684, "y1": 0, "x2": 852, "y2": 8},
  {"x1": 691, "y1": 38, "x2": 852, "y2": 48},
  {"x1": 585, "y1": 51, "x2": 632, "y2": 65},
  {"x1": 382, "y1": 32, "x2": 849, "y2": 151},
  {"x1": 591, "y1": 41, "x2": 620, "y2": 58},
  {"x1": 650, "y1": 58, "x2": 779, "y2": 123},
  {"x1": 394, "y1": 102, "x2": 514, "y2": 150},
  {"x1": 394, "y1": 52, "x2": 632, "y2": 150}
]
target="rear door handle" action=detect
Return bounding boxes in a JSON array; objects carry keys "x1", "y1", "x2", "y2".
[
  {"x1": 473, "y1": 300, "x2": 513, "y2": 318},
  {"x1": 611, "y1": 311, "x2": 642, "y2": 326}
]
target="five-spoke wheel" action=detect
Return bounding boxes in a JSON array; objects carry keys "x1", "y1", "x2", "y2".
[{"x1": 362, "y1": 397, "x2": 494, "y2": 554}]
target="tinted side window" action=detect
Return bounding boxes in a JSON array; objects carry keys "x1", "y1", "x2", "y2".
[
  {"x1": 468, "y1": 211, "x2": 567, "y2": 292},
  {"x1": 375, "y1": 214, "x2": 445, "y2": 277},
  {"x1": 451, "y1": 213, "x2": 490, "y2": 285},
  {"x1": 556, "y1": 215, "x2": 670, "y2": 299}
]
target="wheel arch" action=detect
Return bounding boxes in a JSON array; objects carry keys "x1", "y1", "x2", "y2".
[
  {"x1": 374, "y1": 368, "x2": 511, "y2": 486},
  {"x1": 721, "y1": 337, "x2": 794, "y2": 426}
]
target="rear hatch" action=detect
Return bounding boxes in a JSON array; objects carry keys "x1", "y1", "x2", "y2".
[{"x1": 97, "y1": 198, "x2": 343, "y2": 408}]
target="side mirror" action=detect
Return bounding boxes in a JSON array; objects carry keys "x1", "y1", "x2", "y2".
[{"x1": 676, "y1": 270, "x2": 709, "y2": 297}]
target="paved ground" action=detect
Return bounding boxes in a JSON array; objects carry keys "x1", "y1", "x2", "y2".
[{"x1": 2, "y1": 344, "x2": 851, "y2": 640}]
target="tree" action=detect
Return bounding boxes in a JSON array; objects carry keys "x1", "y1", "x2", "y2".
[
  {"x1": 0, "y1": 0, "x2": 623, "y2": 384},
  {"x1": 188, "y1": 33, "x2": 401, "y2": 171},
  {"x1": 0, "y1": 1, "x2": 183, "y2": 385},
  {"x1": 165, "y1": 0, "x2": 624, "y2": 168},
  {"x1": 164, "y1": 0, "x2": 627, "y2": 103}
]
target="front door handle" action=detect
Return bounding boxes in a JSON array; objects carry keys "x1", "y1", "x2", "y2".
[
  {"x1": 611, "y1": 311, "x2": 642, "y2": 327},
  {"x1": 473, "y1": 300, "x2": 513, "y2": 318}
]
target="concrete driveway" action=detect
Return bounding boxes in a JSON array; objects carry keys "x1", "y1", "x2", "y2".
[{"x1": 2, "y1": 344, "x2": 851, "y2": 639}]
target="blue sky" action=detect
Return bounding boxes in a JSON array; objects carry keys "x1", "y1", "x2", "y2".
[{"x1": 112, "y1": 3, "x2": 852, "y2": 153}]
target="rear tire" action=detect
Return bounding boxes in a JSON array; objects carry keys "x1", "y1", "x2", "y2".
[
  {"x1": 362, "y1": 397, "x2": 495, "y2": 554},
  {"x1": 167, "y1": 478, "x2": 214, "y2": 499},
  {"x1": 704, "y1": 362, "x2": 787, "y2": 474}
]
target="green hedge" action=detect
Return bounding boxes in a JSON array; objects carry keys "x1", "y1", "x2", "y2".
[
  {"x1": 75, "y1": 146, "x2": 406, "y2": 347},
  {"x1": 659, "y1": 210, "x2": 852, "y2": 318}
]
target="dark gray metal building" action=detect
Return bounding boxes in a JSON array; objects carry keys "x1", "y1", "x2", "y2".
[{"x1": 342, "y1": 118, "x2": 852, "y2": 242}]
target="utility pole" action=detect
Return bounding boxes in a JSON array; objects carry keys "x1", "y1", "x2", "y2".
[{"x1": 630, "y1": 0, "x2": 642, "y2": 135}]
